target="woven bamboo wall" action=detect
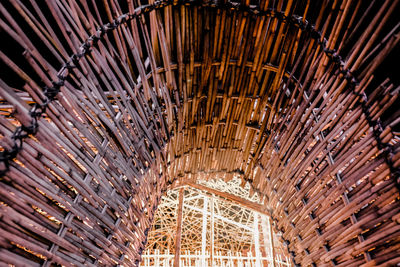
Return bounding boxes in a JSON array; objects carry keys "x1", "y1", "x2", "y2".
[{"x1": 0, "y1": 0, "x2": 399, "y2": 266}]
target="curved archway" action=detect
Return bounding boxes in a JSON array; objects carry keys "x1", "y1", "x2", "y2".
[{"x1": 0, "y1": 0, "x2": 399, "y2": 266}]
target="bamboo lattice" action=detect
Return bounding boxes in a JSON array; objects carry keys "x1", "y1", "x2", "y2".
[
  {"x1": 144, "y1": 179, "x2": 291, "y2": 266},
  {"x1": 0, "y1": 0, "x2": 399, "y2": 266}
]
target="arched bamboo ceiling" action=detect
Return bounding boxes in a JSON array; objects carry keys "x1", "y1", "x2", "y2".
[{"x1": 0, "y1": 0, "x2": 399, "y2": 266}]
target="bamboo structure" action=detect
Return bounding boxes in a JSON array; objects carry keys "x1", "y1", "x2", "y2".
[
  {"x1": 141, "y1": 250, "x2": 290, "y2": 267},
  {"x1": 143, "y1": 182, "x2": 290, "y2": 267},
  {"x1": 0, "y1": 0, "x2": 399, "y2": 266}
]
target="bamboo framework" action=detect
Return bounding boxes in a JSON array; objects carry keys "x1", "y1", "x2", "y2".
[
  {"x1": 0, "y1": 0, "x2": 399, "y2": 266},
  {"x1": 143, "y1": 178, "x2": 290, "y2": 267}
]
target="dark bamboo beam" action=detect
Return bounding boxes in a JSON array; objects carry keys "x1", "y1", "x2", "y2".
[{"x1": 184, "y1": 181, "x2": 270, "y2": 216}]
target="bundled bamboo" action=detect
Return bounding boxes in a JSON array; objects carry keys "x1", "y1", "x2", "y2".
[{"x1": 0, "y1": 0, "x2": 399, "y2": 266}]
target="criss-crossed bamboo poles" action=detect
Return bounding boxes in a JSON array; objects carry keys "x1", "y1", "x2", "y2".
[{"x1": 0, "y1": 0, "x2": 399, "y2": 266}]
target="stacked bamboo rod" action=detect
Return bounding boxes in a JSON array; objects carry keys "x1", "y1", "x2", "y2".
[{"x1": 0, "y1": 0, "x2": 399, "y2": 266}]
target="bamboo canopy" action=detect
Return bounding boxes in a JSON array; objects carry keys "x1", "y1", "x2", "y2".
[{"x1": 0, "y1": 0, "x2": 399, "y2": 266}]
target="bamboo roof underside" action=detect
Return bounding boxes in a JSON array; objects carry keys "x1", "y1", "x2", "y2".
[{"x1": 0, "y1": 0, "x2": 399, "y2": 266}]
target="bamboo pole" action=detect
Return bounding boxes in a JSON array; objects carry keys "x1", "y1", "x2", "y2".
[
  {"x1": 201, "y1": 196, "x2": 208, "y2": 267},
  {"x1": 210, "y1": 197, "x2": 215, "y2": 267},
  {"x1": 253, "y1": 214, "x2": 261, "y2": 267},
  {"x1": 173, "y1": 187, "x2": 184, "y2": 267}
]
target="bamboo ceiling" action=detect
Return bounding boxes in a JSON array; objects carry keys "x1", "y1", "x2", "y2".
[{"x1": 0, "y1": 0, "x2": 399, "y2": 266}]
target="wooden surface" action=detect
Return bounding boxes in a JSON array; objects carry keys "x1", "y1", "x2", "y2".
[
  {"x1": 0, "y1": 0, "x2": 399, "y2": 266},
  {"x1": 173, "y1": 188, "x2": 184, "y2": 267}
]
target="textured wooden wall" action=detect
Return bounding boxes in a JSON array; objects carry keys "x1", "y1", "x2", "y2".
[{"x1": 0, "y1": 0, "x2": 399, "y2": 266}]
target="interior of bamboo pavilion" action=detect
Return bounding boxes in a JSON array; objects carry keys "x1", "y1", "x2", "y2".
[{"x1": 0, "y1": 0, "x2": 400, "y2": 266}]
